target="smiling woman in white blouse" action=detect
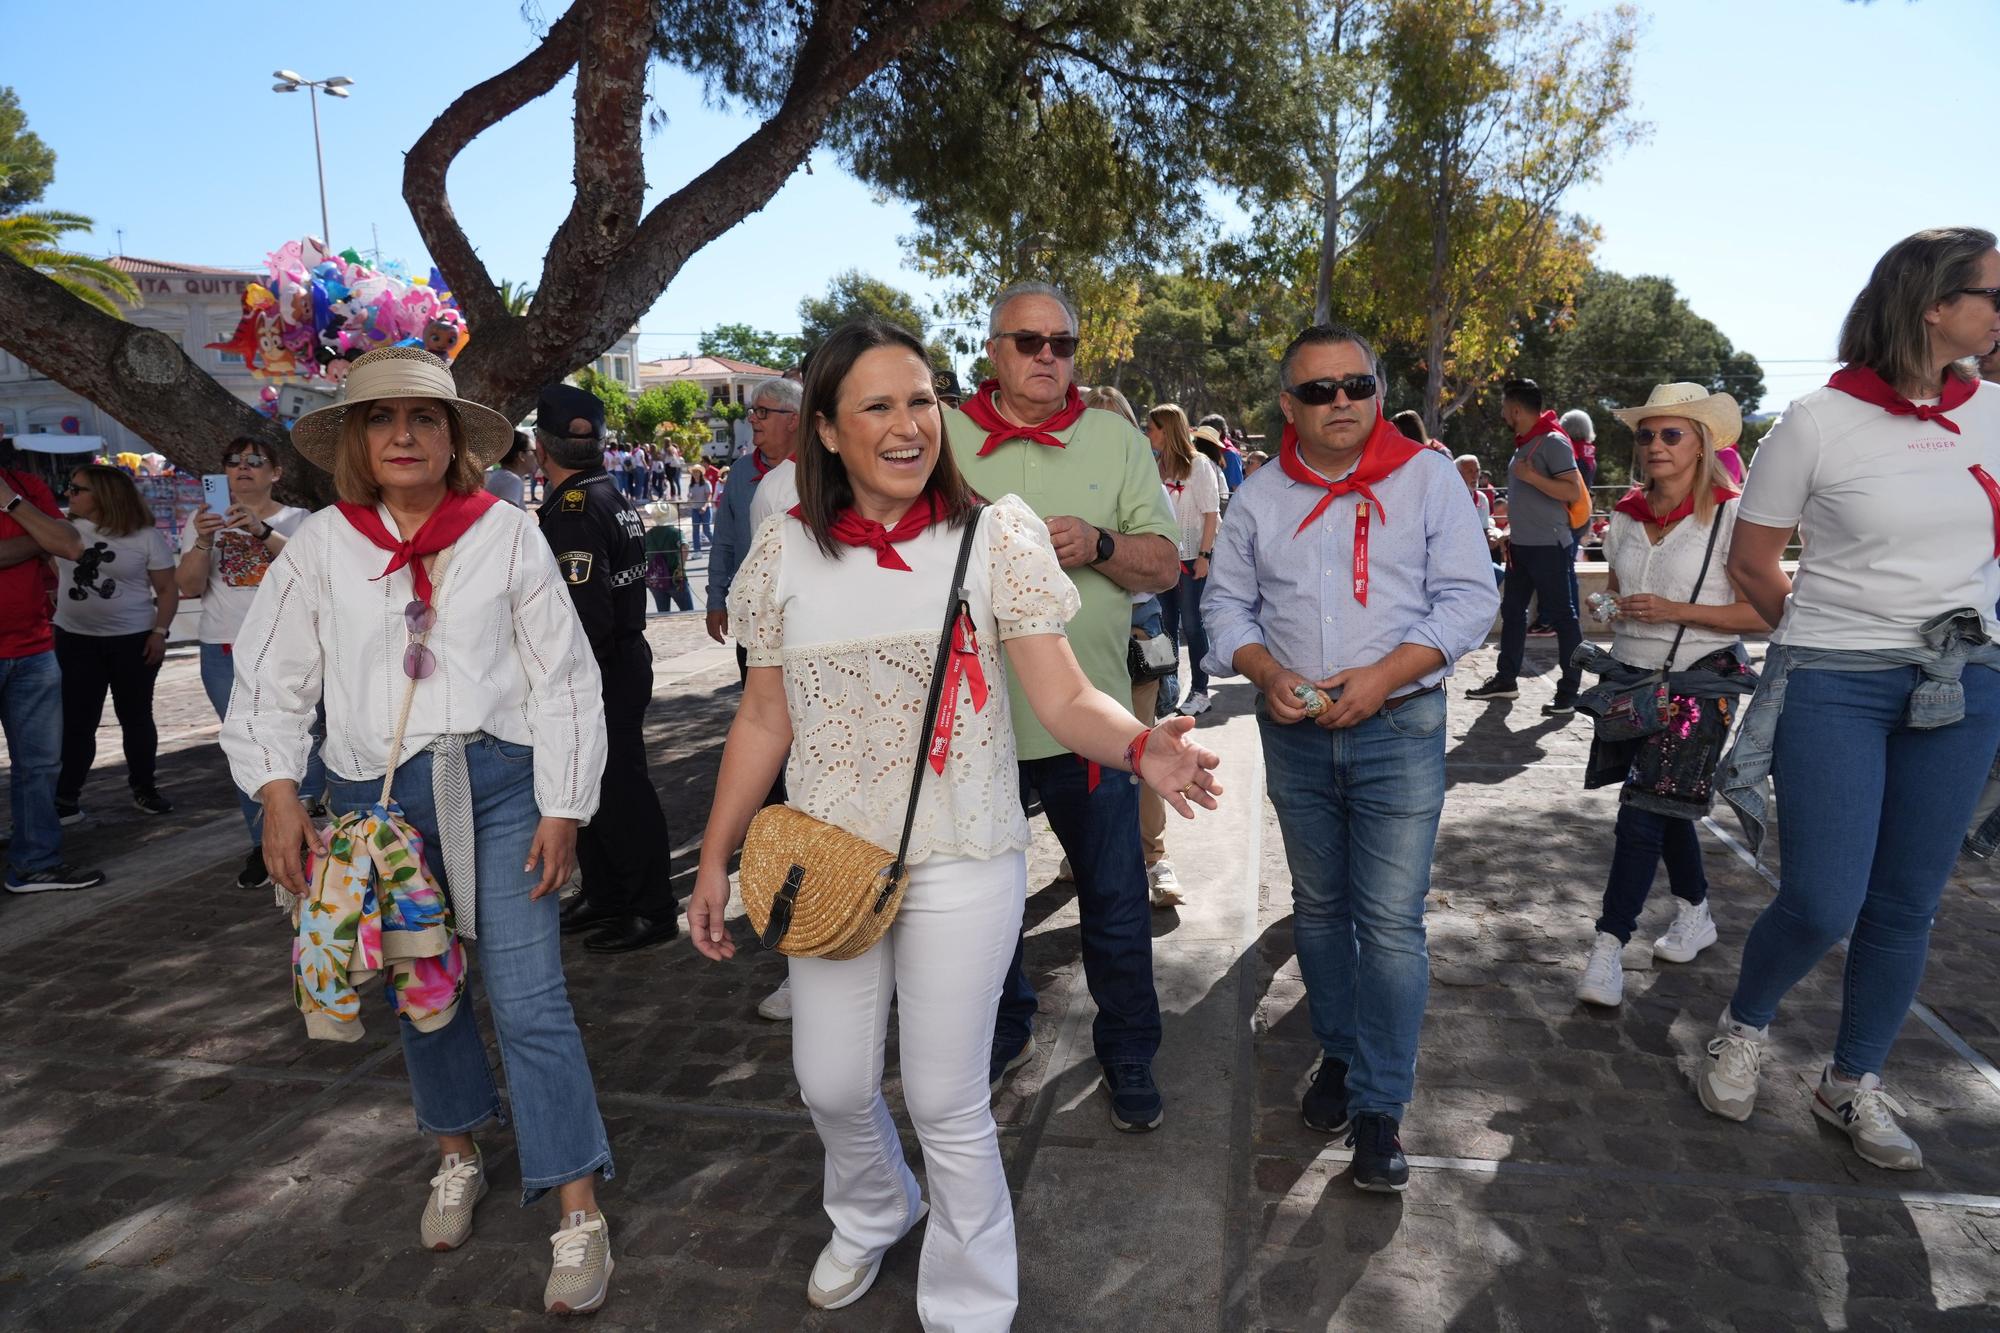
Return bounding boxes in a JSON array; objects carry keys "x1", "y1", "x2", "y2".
[
  {"x1": 218, "y1": 346, "x2": 618, "y2": 1316},
  {"x1": 688, "y1": 320, "x2": 1222, "y2": 1332}
]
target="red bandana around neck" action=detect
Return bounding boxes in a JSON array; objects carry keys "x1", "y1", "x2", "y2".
[
  {"x1": 960, "y1": 380, "x2": 1087, "y2": 457},
  {"x1": 336, "y1": 489, "x2": 498, "y2": 608},
  {"x1": 1513, "y1": 409, "x2": 1570, "y2": 449},
  {"x1": 1613, "y1": 484, "x2": 1736, "y2": 529},
  {"x1": 1279, "y1": 416, "x2": 1425, "y2": 605},
  {"x1": 1827, "y1": 365, "x2": 1977, "y2": 435},
  {"x1": 790, "y1": 493, "x2": 942, "y2": 572},
  {"x1": 749, "y1": 449, "x2": 780, "y2": 481}
]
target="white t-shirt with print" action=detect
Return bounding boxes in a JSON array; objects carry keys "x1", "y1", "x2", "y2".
[
  {"x1": 54, "y1": 519, "x2": 175, "y2": 637},
  {"x1": 1737, "y1": 380, "x2": 2000, "y2": 650},
  {"x1": 179, "y1": 505, "x2": 311, "y2": 644}
]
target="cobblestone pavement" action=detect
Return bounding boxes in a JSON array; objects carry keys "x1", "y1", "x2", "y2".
[{"x1": 1, "y1": 632, "x2": 1996, "y2": 1331}]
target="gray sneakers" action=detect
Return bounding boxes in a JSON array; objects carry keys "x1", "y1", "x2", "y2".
[
  {"x1": 807, "y1": 1201, "x2": 928, "y2": 1311},
  {"x1": 1812, "y1": 1066, "x2": 1923, "y2": 1170},
  {"x1": 545, "y1": 1209, "x2": 614, "y2": 1315},
  {"x1": 1698, "y1": 1009, "x2": 1767, "y2": 1121},
  {"x1": 420, "y1": 1150, "x2": 488, "y2": 1252}
]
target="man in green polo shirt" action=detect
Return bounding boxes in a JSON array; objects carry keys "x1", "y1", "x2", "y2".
[{"x1": 945, "y1": 280, "x2": 1181, "y2": 1133}]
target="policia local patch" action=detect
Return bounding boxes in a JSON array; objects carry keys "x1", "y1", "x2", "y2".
[{"x1": 558, "y1": 551, "x2": 594, "y2": 584}]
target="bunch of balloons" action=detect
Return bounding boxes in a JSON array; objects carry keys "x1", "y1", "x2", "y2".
[{"x1": 207, "y1": 237, "x2": 468, "y2": 383}]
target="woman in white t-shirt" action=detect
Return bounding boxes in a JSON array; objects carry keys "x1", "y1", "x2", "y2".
[
  {"x1": 690, "y1": 322, "x2": 1222, "y2": 1331},
  {"x1": 1699, "y1": 226, "x2": 2000, "y2": 1171},
  {"x1": 174, "y1": 437, "x2": 317, "y2": 889},
  {"x1": 52, "y1": 465, "x2": 179, "y2": 820},
  {"x1": 1148, "y1": 406, "x2": 1221, "y2": 716},
  {"x1": 1571, "y1": 386, "x2": 1768, "y2": 1010}
]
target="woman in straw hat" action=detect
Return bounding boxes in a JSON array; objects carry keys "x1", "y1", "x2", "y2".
[
  {"x1": 1572, "y1": 383, "x2": 1769, "y2": 1011},
  {"x1": 1699, "y1": 226, "x2": 2000, "y2": 1172},
  {"x1": 217, "y1": 346, "x2": 619, "y2": 1315},
  {"x1": 688, "y1": 321, "x2": 1221, "y2": 1330}
]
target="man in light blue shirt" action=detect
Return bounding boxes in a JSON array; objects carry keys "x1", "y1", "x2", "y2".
[{"x1": 1202, "y1": 322, "x2": 1497, "y2": 1193}]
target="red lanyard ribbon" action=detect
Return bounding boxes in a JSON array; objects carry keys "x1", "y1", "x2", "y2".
[
  {"x1": 928, "y1": 610, "x2": 989, "y2": 775},
  {"x1": 1972, "y1": 466, "x2": 2000, "y2": 557}
]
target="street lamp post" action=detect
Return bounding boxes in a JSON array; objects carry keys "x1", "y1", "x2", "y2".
[{"x1": 271, "y1": 71, "x2": 354, "y2": 245}]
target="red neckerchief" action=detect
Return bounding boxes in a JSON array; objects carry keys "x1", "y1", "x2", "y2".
[
  {"x1": 1512, "y1": 409, "x2": 1569, "y2": 448},
  {"x1": 1828, "y1": 365, "x2": 1977, "y2": 435},
  {"x1": 336, "y1": 490, "x2": 498, "y2": 608},
  {"x1": 1613, "y1": 484, "x2": 1736, "y2": 528},
  {"x1": 749, "y1": 449, "x2": 778, "y2": 481},
  {"x1": 928, "y1": 609, "x2": 990, "y2": 775},
  {"x1": 789, "y1": 493, "x2": 941, "y2": 572},
  {"x1": 959, "y1": 380, "x2": 1086, "y2": 457},
  {"x1": 1278, "y1": 416, "x2": 1425, "y2": 605}
]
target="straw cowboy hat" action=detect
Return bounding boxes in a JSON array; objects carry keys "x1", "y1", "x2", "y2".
[
  {"x1": 290, "y1": 345, "x2": 515, "y2": 472},
  {"x1": 1610, "y1": 382, "x2": 1742, "y2": 449}
]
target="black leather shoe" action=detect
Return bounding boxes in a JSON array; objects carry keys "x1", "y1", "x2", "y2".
[
  {"x1": 560, "y1": 898, "x2": 625, "y2": 935},
  {"x1": 584, "y1": 915, "x2": 680, "y2": 953}
]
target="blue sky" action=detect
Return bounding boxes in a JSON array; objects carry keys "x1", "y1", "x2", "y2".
[{"x1": 8, "y1": 0, "x2": 1998, "y2": 404}]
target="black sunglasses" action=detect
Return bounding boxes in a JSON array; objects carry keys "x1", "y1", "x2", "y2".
[
  {"x1": 1957, "y1": 286, "x2": 2000, "y2": 312},
  {"x1": 1634, "y1": 427, "x2": 1695, "y2": 446},
  {"x1": 1288, "y1": 375, "x2": 1378, "y2": 405},
  {"x1": 999, "y1": 331, "x2": 1079, "y2": 359},
  {"x1": 63, "y1": 483, "x2": 91, "y2": 495}
]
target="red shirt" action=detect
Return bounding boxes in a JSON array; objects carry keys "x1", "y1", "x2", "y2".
[{"x1": 0, "y1": 469, "x2": 63, "y2": 659}]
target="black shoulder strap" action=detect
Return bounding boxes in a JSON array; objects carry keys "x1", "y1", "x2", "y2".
[
  {"x1": 880, "y1": 504, "x2": 986, "y2": 905},
  {"x1": 1663, "y1": 499, "x2": 1728, "y2": 672}
]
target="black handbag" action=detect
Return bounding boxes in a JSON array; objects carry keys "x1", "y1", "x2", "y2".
[{"x1": 1577, "y1": 500, "x2": 1728, "y2": 743}]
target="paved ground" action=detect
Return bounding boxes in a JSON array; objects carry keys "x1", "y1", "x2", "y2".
[{"x1": 1, "y1": 622, "x2": 1997, "y2": 1331}]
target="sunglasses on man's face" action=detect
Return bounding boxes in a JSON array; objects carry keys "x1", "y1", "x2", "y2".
[
  {"x1": 1288, "y1": 375, "x2": 1378, "y2": 405},
  {"x1": 1634, "y1": 427, "x2": 1695, "y2": 446},
  {"x1": 223, "y1": 452, "x2": 272, "y2": 468},
  {"x1": 998, "y1": 331, "x2": 1079, "y2": 360}
]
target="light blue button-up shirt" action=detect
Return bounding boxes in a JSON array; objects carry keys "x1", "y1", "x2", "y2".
[{"x1": 1201, "y1": 447, "x2": 1499, "y2": 693}]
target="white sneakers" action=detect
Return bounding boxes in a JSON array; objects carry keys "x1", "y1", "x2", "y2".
[
  {"x1": 1179, "y1": 691, "x2": 1212, "y2": 717},
  {"x1": 1812, "y1": 1066, "x2": 1923, "y2": 1170},
  {"x1": 757, "y1": 975, "x2": 792, "y2": 1022},
  {"x1": 1698, "y1": 1009, "x2": 1768, "y2": 1122},
  {"x1": 420, "y1": 1150, "x2": 488, "y2": 1251},
  {"x1": 1147, "y1": 862, "x2": 1185, "y2": 908},
  {"x1": 1575, "y1": 932, "x2": 1625, "y2": 1007},
  {"x1": 806, "y1": 1201, "x2": 929, "y2": 1310},
  {"x1": 1654, "y1": 899, "x2": 1718, "y2": 963},
  {"x1": 544, "y1": 1209, "x2": 614, "y2": 1314}
]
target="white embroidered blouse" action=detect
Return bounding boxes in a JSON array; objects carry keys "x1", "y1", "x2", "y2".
[
  {"x1": 728, "y1": 494, "x2": 1081, "y2": 863},
  {"x1": 220, "y1": 501, "x2": 607, "y2": 821}
]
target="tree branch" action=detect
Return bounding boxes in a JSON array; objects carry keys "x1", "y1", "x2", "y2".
[
  {"x1": 541, "y1": 0, "x2": 653, "y2": 284},
  {"x1": 402, "y1": 2, "x2": 585, "y2": 332}
]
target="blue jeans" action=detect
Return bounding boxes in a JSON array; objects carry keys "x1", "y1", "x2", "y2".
[
  {"x1": 1496, "y1": 542, "x2": 1581, "y2": 694},
  {"x1": 995, "y1": 756, "x2": 1160, "y2": 1066},
  {"x1": 1160, "y1": 567, "x2": 1211, "y2": 696},
  {"x1": 0, "y1": 650, "x2": 65, "y2": 872},
  {"x1": 689, "y1": 508, "x2": 712, "y2": 550},
  {"x1": 201, "y1": 643, "x2": 324, "y2": 843},
  {"x1": 324, "y1": 738, "x2": 613, "y2": 1203},
  {"x1": 1595, "y1": 805, "x2": 1706, "y2": 944},
  {"x1": 1729, "y1": 665, "x2": 2000, "y2": 1075},
  {"x1": 1258, "y1": 689, "x2": 1448, "y2": 1119}
]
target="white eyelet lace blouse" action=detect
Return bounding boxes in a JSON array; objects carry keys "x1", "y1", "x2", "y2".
[{"x1": 727, "y1": 493, "x2": 1081, "y2": 863}]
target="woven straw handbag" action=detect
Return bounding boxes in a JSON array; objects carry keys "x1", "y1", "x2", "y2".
[{"x1": 739, "y1": 506, "x2": 985, "y2": 959}]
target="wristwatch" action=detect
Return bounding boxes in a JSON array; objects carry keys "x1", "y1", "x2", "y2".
[
  {"x1": 1198, "y1": 549, "x2": 1214, "y2": 561},
  {"x1": 1091, "y1": 527, "x2": 1116, "y2": 565},
  {"x1": 2, "y1": 494, "x2": 20, "y2": 514}
]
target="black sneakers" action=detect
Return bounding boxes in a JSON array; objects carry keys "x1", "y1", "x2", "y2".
[
  {"x1": 1347, "y1": 1113, "x2": 1410, "y2": 1192},
  {"x1": 54, "y1": 800, "x2": 84, "y2": 826},
  {"x1": 1301, "y1": 1057, "x2": 1351, "y2": 1135},
  {"x1": 132, "y1": 787, "x2": 175, "y2": 815},
  {"x1": 1104, "y1": 1061, "x2": 1164, "y2": 1133},
  {"x1": 237, "y1": 846, "x2": 273, "y2": 890},
  {"x1": 5, "y1": 863, "x2": 107, "y2": 894},
  {"x1": 1463, "y1": 675, "x2": 1519, "y2": 701},
  {"x1": 1541, "y1": 691, "x2": 1578, "y2": 717}
]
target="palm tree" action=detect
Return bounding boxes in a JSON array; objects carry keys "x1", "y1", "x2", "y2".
[
  {"x1": 0, "y1": 208, "x2": 137, "y2": 317},
  {"x1": 499, "y1": 277, "x2": 536, "y2": 316}
]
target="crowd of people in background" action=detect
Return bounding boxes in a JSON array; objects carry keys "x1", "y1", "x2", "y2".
[{"x1": 2, "y1": 225, "x2": 1997, "y2": 1330}]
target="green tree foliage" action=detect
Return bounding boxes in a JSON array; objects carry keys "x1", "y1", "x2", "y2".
[
  {"x1": 0, "y1": 207, "x2": 137, "y2": 319},
  {"x1": 698, "y1": 322, "x2": 803, "y2": 370},
  {"x1": 797, "y1": 270, "x2": 949, "y2": 368},
  {"x1": 571, "y1": 367, "x2": 631, "y2": 434},
  {"x1": 656, "y1": 378, "x2": 709, "y2": 427},
  {"x1": 1511, "y1": 268, "x2": 1765, "y2": 481},
  {"x1": 498, "y1": 278, "x2": 535, "y2": 316},
  {"x1": 628, "y1": 385, "x2": 676, "y2": 444},
  {"x1": 0, "y1": 88, "x2": 57, "y2": 214}
]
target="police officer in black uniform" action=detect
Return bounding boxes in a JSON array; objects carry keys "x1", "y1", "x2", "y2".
[{"x1": 534, "y1": 384, "x2": 677, "y2": 953}]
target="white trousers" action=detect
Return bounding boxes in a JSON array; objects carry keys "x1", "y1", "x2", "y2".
[{"x1": 790, "y1": 850, "x2": 1027, "y2": 1333}]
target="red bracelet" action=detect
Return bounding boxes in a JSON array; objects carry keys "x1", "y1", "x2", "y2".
[{"x1": 1123, "y1": 727, "x2": 1152, "y2": 778}]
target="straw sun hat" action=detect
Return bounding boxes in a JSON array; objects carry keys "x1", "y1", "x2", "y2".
[
  {"x1": 290, "y1": 346, "x2": 515, "y2": 472},
  {"x1": 1609, "y1": 382, "x2": 1743, "y2": 449}
]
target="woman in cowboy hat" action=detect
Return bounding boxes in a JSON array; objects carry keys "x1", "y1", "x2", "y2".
[
  {"x1": 1573, "y1": 383, "x2": 1769, "y2": 1010},
  {"x1": 217, "y1": 346, "x2": 619, "y2": 1315}
]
